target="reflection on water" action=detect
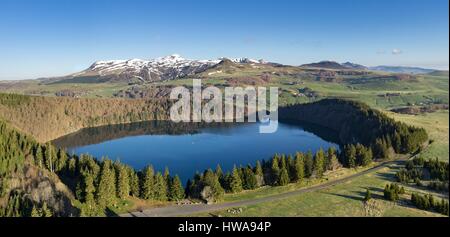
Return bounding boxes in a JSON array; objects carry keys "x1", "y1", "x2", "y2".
[{"x1": 52, "y1": 120, "x2": 340, "y2": 184}]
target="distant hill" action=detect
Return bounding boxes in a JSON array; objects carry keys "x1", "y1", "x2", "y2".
[
  {"x1": 341, "y1": 62, "x2": 368, "y2": 70},
  {"x1": 301, "y1": 61, "x2": 349, "y2": 70},
  {"x1": 368, "y1": 66, "x2": 435, "y2": 74},
  {"x1": 427, "y1": 70, "x2": 449, "y2": 77}
]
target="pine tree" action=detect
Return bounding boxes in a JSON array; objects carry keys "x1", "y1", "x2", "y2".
[
  {"x1": 243, "y1": 166, "x2": 257, "y2": 190},
  {"x1": 355, "y1": 143, "x2": 365, "y2": 166},
  {"x1": 271, "y1": 155, "x2": 280, "y2": 185},
  {"x1": 230, "y1": 166, "x2": 243, "y2": 193},
  {"x1": 364, "y1": 189, "x2": 372, "y2": 201},
  {"x1": 169, "y1": 175, "x2": 185, "y2": 201},
  {"x1": 238, "y1": 166, "x2": 245, "y2": 183},
  {"x1": 185, "y1": 179, "x2": 192, "y2": 196},
  {"x1": 254, "y1": 160, "x2": 264, "y2": 187},
  {"x1": 153, "y1": 172, "x2": 167, "y2": 201},
  {"x1": 326, "y1": 147, "x2": 340, "y2": 171},
  {"x1": 129, "y1": 170, "x2": 140, "y2": 197},
  {"x1": 116, "y1": 164, "x2": 130, "y2": 199},
  {"x1": 67, "y1": 158, "x2": 76, "y2": 176},
  {"x1": 278, "y1": 166, "x2": 290, "y2": 186},
  {"x1": 44, "y1": 143, "x2": 55, "y2": 172},
  {"x1": 164, "y1": 167, "x2": 172, "y2": 198},
  {"x1": 34, "y1": 146, "x2": 43, "y2": 168},
  {"x1": 287, "y1": 154, "x2": 295, "y2": 180},
  {"x1": 392, "y1": 132, "x2": 402, "y2": 153},
  {"x1": 344, "y1": 145, "x2": 357, "y2": 168},
  {"x1": 56, "y1": 148, "x2": 68, "y2": 172},
  {"x1": 278, "y1": 156, "x2": 290, "y2": 186},
  {"x1": 215, "y1": 164, "x2": 224, "y2": 180},
  {"x1": 84, "y1": 173, "x2": 96, "y2": 207},
  {"x1": 141, "y1": 166, "x2": 155, "y2": 200},
  {"x1": 255, "y1": 161, "x2": 263, "y2": 177},
  {"x1": 294, "y1": 152, "x2": 305, "y2": 182},
  {"x1": 219, "y1": 172, "x2": 229, "y2": 191},
  {"x1": 163, "y1": 167, "x2": 171, "y2": 185},
  {"x1": 41, "y1": 202, "x2": 52, "y2": 217},
  {"x1": 202, "y1": 169, "x2": 224, "y2": 202},
  {"x1": 31, "y1": 205, "x2": 42, "y2": 217},
  {"x1": 187, "y1": 172, "x2": 203, "y2": 199},
  {"x1": 372, "y1": 138, "x2": 388, "y2": 159},
  {"x1": 96, "y1": 159, "x2": 116, "y2": 207},
  {"x1": 362, "y1": 147, "x2": 373, "y2": 166},
  {"x1": 314, "y1": 148, "x2": 325, "y2": 178},
  {"x1": 304, "y1": 151, "x2": 314, "y2": 177},
  {"x1": 280, "y1": 155, "x2": 287, "y2": 170}
]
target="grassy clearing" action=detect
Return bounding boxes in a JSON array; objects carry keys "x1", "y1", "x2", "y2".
[
  {"x1": 0, "y1": 80, "x2": 130, "y2": 98},
  {"x1": 107, "y1": 197, "x2": 171, "y2": 216},
  {"x1": 194, "y1": 162, "x2": 446, "y2": 217},
  {"x1": 389, "y1": 110, "x2": 449, "y2": 162}
]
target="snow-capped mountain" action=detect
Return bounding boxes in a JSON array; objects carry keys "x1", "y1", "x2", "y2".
[
  {"x1": 78, "y1": 54, "x2": 221, "y2": 82},
  {"x1": 57, "y1": 54, "x2": 268, "y2": 83},
  {"x1": 224, "y1": 57, "x2": 265, "y2": 64}
]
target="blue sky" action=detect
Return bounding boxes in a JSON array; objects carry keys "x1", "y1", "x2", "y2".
[{"x1": 0, "y1": 0, "x2": 448, "y2": 80}]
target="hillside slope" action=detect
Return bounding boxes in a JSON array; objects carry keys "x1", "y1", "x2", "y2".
[
  {"x1": 0, "y1": 94, "x2": 170, "y2": 142},
  {"x1": 0, "y1": 120, "x2": 77, "y2": 216}
]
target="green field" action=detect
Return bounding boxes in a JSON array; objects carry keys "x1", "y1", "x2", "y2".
[
  {"x1": 0, "y1": 80, "x2": 130, "y2": 98},
  {"x1": 390, "y1": 111, "x2": 449, "y2": 162},
  {"x1": 193, "y1": 162, "x2": 446, "y2": 217}
]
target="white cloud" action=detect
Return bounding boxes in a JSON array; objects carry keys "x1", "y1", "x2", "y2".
[{"x1": 392, "y1": 49, "x2": 403, "y2": 55}]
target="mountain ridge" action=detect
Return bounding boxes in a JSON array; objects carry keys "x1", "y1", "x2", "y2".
[
  {"x1": 44, "y1": 55, "x2": 270, "y2": 84},
  {"x1": 368, "y1": 65, "x2": 437, "y2": 74},
  {"x1": 37, "y1": 55, "x2": 441, "y2": 84}
]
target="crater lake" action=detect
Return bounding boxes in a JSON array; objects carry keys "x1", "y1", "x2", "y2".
[{"x1": 52, "y1": 121, "x2": 340, "y2": 184}]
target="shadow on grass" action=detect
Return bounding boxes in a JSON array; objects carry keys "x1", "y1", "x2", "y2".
[
  {"x1": 359, "y1": 186, "x2": 385, "y2": 194},
  {"x1": 328, "y1": 193, "x2": 365, "y2": 202},
  {"x1": 374, "y1": 171, "x2": 396, "y2": 182},
  {"x1": 329, "y1": 186, "x2": 390, "y2": 202},
  {"x1": 357, "y1": 188, "x2": 386, "y2": 200},
  {"x1": 105, "y1": 207, "x2": 119, "y2": 217}
]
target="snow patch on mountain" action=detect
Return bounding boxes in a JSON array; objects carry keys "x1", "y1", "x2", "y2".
[
  {"x1": 221, "y1": 57, "x2": 265, "y2": 64},
  {"x1": 78, "y1": 54, "x2": 270, "y2": 82},
  {"x1": 88, "y1": 54, "x2": 221, "y2": 76}
]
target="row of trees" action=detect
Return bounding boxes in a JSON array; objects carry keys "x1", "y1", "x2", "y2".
[
  {"x1": 396, "y1": 156, "x2": 449, "y2": 193},
  {"x1": 383, "y1": 182, "x2": 449, "y2": 216},
  {"x1": 279, "y1": 99, "x2": 429, "y2": 156},
  {"x1": 383, "y1": 183, "x2": 405, "y2": 201},
  {"x1": 62, "y1": 155, "x2": 185, "y2": 216},
  {"x1": 0, "y1": 121, "x2": 32, "y2": 177},
  {"x1": 342, "y1": 143, "x2": 373, "y2": 168},
  {"x1": 411, "y1": 193, "x2": 449, "y2": 216},
  {"x1": 186, "y1": 148, "x2": 341, "y2": 203},
  {"x1": 1, "y1": 119, "x2": 41, "y2": 217},
  {"x1": 0, "y1": 190, "x2": 48, "y2": 217}
]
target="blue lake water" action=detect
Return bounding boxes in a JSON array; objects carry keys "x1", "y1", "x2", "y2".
[{"x1": 52, "y1": 121, "x2": 339, "y2": 184}]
